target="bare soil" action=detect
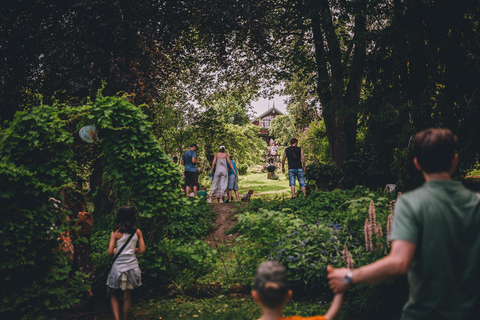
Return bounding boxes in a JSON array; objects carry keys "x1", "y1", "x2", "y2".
[{"x1": 205, "y1": 203, "x2": 242, "y2": 242}]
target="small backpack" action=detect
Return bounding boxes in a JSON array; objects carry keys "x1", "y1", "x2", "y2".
[{"x1": 75, "y1": 211, "x2": 94, "y2": 236}]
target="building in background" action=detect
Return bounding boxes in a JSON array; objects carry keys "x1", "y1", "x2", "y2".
[{"x1": 251, "y1": 106, "x2": 284, "y2": 144}]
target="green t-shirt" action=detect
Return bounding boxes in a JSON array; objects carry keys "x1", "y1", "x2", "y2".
[
  {"x1": 197, "y1": 190, "x2": 208, "y2": 199},
  {"x1": 390, "y1": 180, "x2": 480, "y2": 319}
]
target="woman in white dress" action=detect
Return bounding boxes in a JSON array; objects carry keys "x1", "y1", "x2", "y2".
[{"x1": 210, "y1": 146, "x2": 236, "y2": 203}]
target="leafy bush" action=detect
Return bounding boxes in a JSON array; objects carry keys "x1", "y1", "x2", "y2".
[
  {"x1": 149, "y1": 239, "x2": 217, "y2": 286},
  {"x1": 166, "y1": 200, "x2": 215, "y2": 241},
  {"x1": 91, "y1": 94, "x2": 185, "y2": 221},
  {"x1": 298, "y1": 119, "x2": 330, "y2": 164},
  {"x1": 272, "y1": 222, "x2": 346, "y2": 292},
  {"x1": 342, "y1": 154, "x2": 394, "y2": 190},
  {"x1": 304, "y1": 163, "x2": 343, "y2": 190},
  {"x1": 232, "y1": 188, "x2": 395, "y2": 293},
  {"x1": 0, "y1": 106, "x2": 88, "y2": 319},
  {"x1": 237, "y1": 163, "x2": 248, "y2": 175}
]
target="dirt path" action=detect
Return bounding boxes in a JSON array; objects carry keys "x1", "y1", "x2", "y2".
[
  {"x1": 205, "y1": 203, "x2": 242, "y2": 243},
  {"x1": 60, "y1": 204, "x2": 243, "y2": 320}
]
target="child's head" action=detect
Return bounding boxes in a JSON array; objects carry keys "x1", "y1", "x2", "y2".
[
  {"x1": 114, "y1": 206, "x2": 137, "y2": 234},
  {"x1": 202, "y1": 187, "x2": 207, "y2": 191},
  {"x1": 253, "y1": 261, "x2": 291, "y2": 309},
  {"x1": 248, "y1": 189, "x2": 254, "y2": 195}
]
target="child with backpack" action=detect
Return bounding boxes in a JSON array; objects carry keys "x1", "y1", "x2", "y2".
[{"x1": 107, "y1": 206, "x2": 146, "y2": 320}]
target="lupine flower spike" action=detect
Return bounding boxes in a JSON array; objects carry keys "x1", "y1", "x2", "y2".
[
  {"x1": 364, "y1": 218, "x2": 373, "y2": 252},
  {"x1": 342, "y1": 244, "x2": 354, "y2": 269}
]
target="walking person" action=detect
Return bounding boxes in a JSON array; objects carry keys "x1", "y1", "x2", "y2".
[
  {"x1": 328, "y1": 128, "x2": 480, "y2": 319},
  {"x1": 107, "y1": 206, "x2": 145, "y2": 320},
  {"x1": 210, "y1": 146, "x2": 236, "y2": 203},
  {"x1": 281, "y1": 138, "x2": 307, "y2": 198},
  {"x1": 181, "y1": 144, "x2": 201, "y2": 197},
  {"x1": 227, "y1": 155, "x2": 240, "y2": 203}
]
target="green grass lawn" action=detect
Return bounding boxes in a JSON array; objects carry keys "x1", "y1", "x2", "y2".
[
  {"x1": 236, "y1": 171, "x2": 303, "y2": 199},
  {"x1": 134, "y1": 295, "x2": 333, "y2": 320}
]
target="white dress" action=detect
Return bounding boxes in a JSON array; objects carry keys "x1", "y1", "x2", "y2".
[
  {"x1": 106, "y1": 233, "x2": 142, "y2": 291},
  {"x1": 210, "y1": 158, "x2": 228, "y2": 198}
]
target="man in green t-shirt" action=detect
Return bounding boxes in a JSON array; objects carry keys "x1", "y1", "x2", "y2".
[{"x1": 328, "y1": 128, "x2": 480, "y2": 319}]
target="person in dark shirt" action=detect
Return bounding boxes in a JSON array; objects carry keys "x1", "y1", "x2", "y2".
[{"x1": 281, "y1": 138, "x2": 306, "y2": 198}]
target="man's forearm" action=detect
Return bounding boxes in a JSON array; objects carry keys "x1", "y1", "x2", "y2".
[
  {"x1": 328, "y1": 240, "x2": 415, "y2": 293},
  {"x1": 352, "y1": 254, "x2": 409, "y2": 285}
]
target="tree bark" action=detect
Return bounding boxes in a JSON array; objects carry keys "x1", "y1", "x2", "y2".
[{"x1": 310, "y1": 2, "x2": 367, "y2": 168}]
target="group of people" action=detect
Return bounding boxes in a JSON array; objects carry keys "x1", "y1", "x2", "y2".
[
  {"x1": 89, "y1": 127, "x2": 480, "y2": 320},
  {"x1": 171, "y1": 128, "x2": 479, "y2": 320},
  {"x1": 177, "y1": 144, "x2": 253, "y2": 203},
  {"x1": 175, "y1": 137, "x2": 309, "y2": 202}
]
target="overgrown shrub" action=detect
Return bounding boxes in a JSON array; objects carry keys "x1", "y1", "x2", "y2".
[
  {"x1": 166, "y1": 200, "x2": 215, "y2": 241},
  {"x1": 298, "y1": 120, "x2": 330, "y2": 164},
  {"x1": 232, "y1": 188, "x2": 394, "y2": 290},
  {"x1": 237, "y1": 163, "x2": 248, "y2": 175},
  {"x1": 0, "y1": 106, "x2": 88, "y2": 319},
  {"x1": 149, "y1": 239, "x2": 217, "y2": 286},
  {"x1": 304, "y1": 163, "x2": 343, "y2": 190}
]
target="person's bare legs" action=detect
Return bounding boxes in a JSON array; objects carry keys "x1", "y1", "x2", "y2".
[
  {"x1": 110, "y1": 290, "x2": 121, "y2": 320},
  {"x1": 228, "y1": 190, "x2": 232, "y2": 201},
  {"x1": 290, "y1": 185, "x2": 296, "y2": 198},
  {"x1": 302, "y1": 186, "x2": 307, "y2": 197},
  {"x1": 234, "y1": 190, "x2": 240, "y2": 201},
  {"x1": 123, "y1": 290, "x2": 132, "y2": 320},
  {"x1": 193, "y1": 186, "x2": 198, "y2": 197},
  {"x1": 185, "y1": 186, "x2": 190, "y2": 198}
]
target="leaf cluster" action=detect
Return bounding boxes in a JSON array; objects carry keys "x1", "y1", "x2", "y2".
[{"x1": 0, "y1": 106, "x2": 88, "y2": 319}]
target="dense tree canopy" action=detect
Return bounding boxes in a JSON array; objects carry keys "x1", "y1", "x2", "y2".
[
  {"x1": 0, "y1": 0, "x2": 276, "y2": 122},
  {"x1": 1, "y1": 0, "x2": 479, "y2": 184}
]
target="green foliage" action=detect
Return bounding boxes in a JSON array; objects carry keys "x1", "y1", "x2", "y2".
[
  {"x1": 151, "y1": 239, "x2": 217, "y2": 286},
  {"x1": 91, "y1": 95, "x2": 184, "y2": 219},
  {"x1": 269, "y1": 114, "x2": 296, "y2": 146},
  {"x1": 0, "y1": 106, "x2": 87, "y2": 319},
  {"x1": 236, "y1": 209, "x2": 304, "y2": 248},
  {"x1": 304, "y1": 163, "x2": 343, "y2": 191},
  {"x1": 232, "y1": 187, "x2": 394, "y2": 293},
  {"x1": 135, "y1": 295, "x2": 336, "y2": 320},
  {"x1": 273, "y1": 223, "x2": 345, "y2": 291},
  {"x1": 0, "y1": 105, "x2": 74, "y2": 185},
  {"x1": 298, "y1": 120, "x2": 330, "y2": 164},
  {"x1": 191, "y1": 108, "x2": 265, "y2": 167},
  {"x1": 237, "y1": 163, "x2": 248, "y2": 175},
  {"x1": 166, "y1": 200, "x2": 216, "y2": 241}
]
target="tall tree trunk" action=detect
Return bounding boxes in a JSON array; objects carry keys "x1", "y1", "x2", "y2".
[{"x1": 310, "y1": 2, "x2": 366, "y2": 168}]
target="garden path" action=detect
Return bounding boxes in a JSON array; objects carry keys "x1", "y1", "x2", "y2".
[{"x1": 205, "y1": 203, "x2": 241, "y2": 242}]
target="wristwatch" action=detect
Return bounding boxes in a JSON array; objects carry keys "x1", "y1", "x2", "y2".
[{"x1": 343, "y1": 270, "x2": 354, "y2": 286}]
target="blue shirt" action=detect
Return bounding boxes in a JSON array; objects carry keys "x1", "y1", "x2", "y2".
[
  {"x1": 182, "y1": 150, "x2": 197, "y2": 172},
  {"x1": 228, "y1": 160, "x2": 238, "y2": 176}
]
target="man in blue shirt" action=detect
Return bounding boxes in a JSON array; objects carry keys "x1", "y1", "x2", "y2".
[{"x1": 181, "y1": 144, "x2": 201, "y2": 197}]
